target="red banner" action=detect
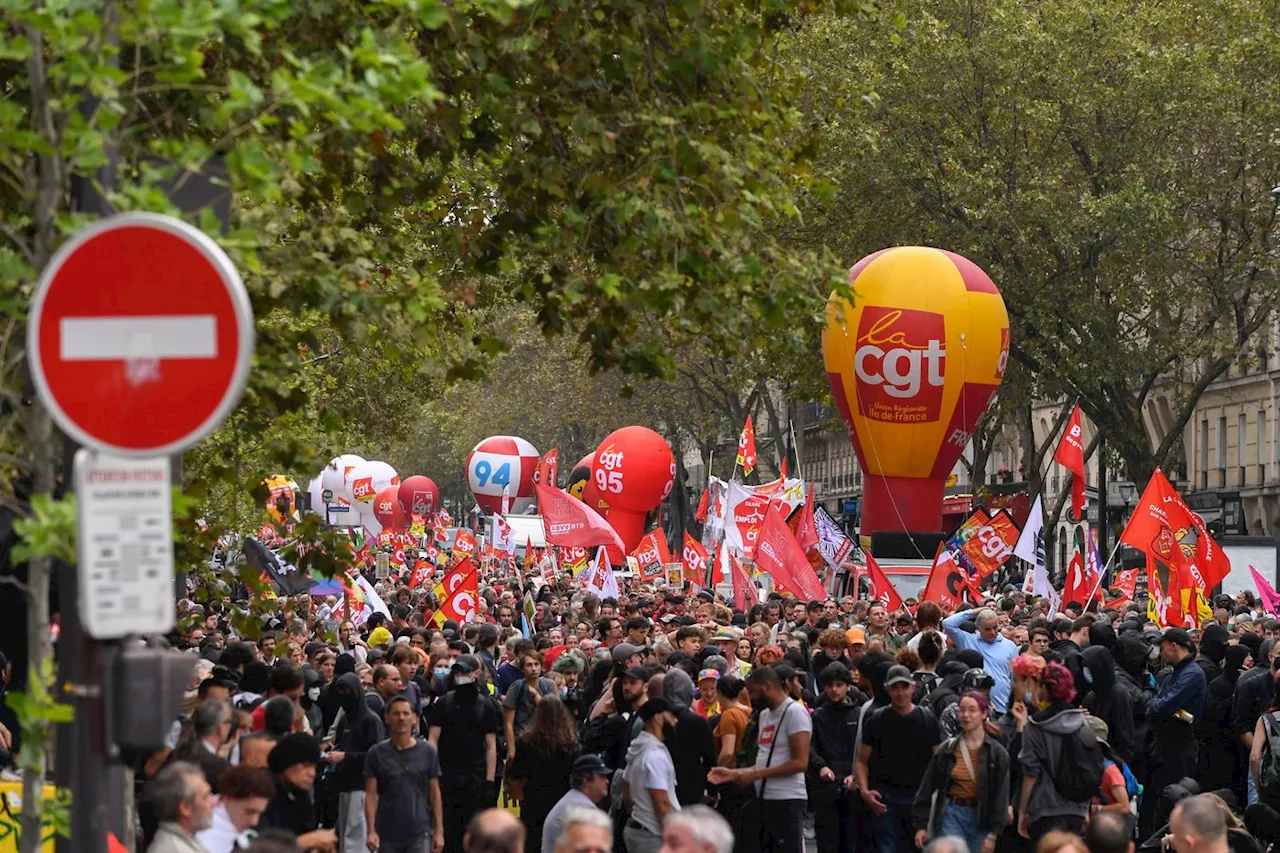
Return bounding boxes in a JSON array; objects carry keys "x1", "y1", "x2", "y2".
[
  {"x1": 537, "y1": 448, "x2": 560, "y2": 488},
  {"x1": 958, "y1": 510, "x2": 1020, "y2": 579},
  {"x1": 681, "y1": 533, "x2": 710, "y2": 586},
  {"x1": 536, "y1": 483, "x2": 626, "y2": 551},
  {"x1": 1120, "y1": 467, "x2": 1230, "y2": 592},
  {"x1": 633, "y1": 530, "x2": 671, "y2": 581},
  {"x1": 409, "y1": 560, "x2": 434, "y2": 590},
  {"x1": 451, "y1": 530, "x2": 478, "y2": 564},
  {"x1": 788, "y1": 485, "x2": 819, "y2": 551},
  {"x1": 922, "y1": 545, "x2": 968, "y2": 610},
  {"x1": 863, "y1": 553, "x2": 904, "y2": 611},
  {"x1": 754, "y1": 506, "x2": 825, "y2": 601},
  {"x1": 1054, "y1": 404, "x2": 1087, "y2": 520},
  {"x1": 432, "y1": 558, "x2": 478, "y2": 625}
]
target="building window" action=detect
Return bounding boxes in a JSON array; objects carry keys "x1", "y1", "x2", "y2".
[
  {"x1": 1240, "y1": 412, "x2": 1248, "y2": 485},
  {"x1": 1261, "y1": 408, "x2": 1269, "y2": 484},
  {"x1": 1200, "y1": 418, "x2": 1209, "y2": 489},
  {"x1": 1218, "y1": 416, "x2": 1227, "y2": 472}
]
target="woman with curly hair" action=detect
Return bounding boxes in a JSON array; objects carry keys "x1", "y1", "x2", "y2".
[
  {"x1": 506, "y1": 696, "x2": 580, "y2": 853},
  {"x1": 1011, "y1": 655, "x2": 1092, "y2": 844}
]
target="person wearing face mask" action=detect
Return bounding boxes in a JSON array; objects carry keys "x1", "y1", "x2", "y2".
[
  {"x1": 1081, "y1": 645, "x2": 1137, "y2": 768},
  {"x1": 622, "y1": 698, "x2": 682, "y2": 853},
  {"x1": 329, "y1": 672, "x2": 384, "y2": 853},
  {"x1": 301, "y1": 668, "x2": 325, "y2": 735},
  {"x1": 661, "y1": 668, "x2": 717, "y2": 807}
]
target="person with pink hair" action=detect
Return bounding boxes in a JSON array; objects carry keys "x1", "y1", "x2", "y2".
[{"x1": 1011, "y1": 656, "x2": 1092, "y2": 845}]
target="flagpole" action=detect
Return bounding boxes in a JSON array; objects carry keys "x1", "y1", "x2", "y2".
[
  {"x1": 789, "y1": 419, "x2": 802, "y2": 479},
  {"x1": 1080, "y1": 544, "x2": 1121, "y2": 609}
]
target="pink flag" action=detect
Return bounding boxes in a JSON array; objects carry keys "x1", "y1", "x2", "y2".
[{"x1": 1251, "y1": 565, "x2": 1280, "y2": 616}]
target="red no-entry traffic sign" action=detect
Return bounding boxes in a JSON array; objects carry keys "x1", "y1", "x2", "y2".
[{"x1": 27, "y1": 213, "x2": 254, "y2": 455}]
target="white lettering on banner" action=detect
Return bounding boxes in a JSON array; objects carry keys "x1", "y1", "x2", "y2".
[
  {"x1": 758, "y1": 540, "x2": 778, "y2": 561},
  {"x1": 854, "y1": 339, "x2": 946, "y2": 399},
  {"x1": 977, "y1": 525, "x2": 1013, "y2": 561}
]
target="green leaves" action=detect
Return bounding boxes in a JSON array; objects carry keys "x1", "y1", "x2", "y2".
[{"x1": 11, "y1": 495, "x2": 76, "y2": 568}]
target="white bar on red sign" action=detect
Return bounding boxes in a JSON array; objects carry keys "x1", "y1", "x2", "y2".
[{"x1": 60, "y1": 315, "x2": 217, "y2": 360}]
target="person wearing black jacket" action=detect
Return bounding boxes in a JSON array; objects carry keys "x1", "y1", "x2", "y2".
[
  {"x1": 1234, "y1": 639, "x2": 1277, "y2": 806},
  {"x1": 809, "y1": 663, "x2": 867, "y2": 853},
  {"x1": 660, "y1": 668, "x2": 717, "y2": 806},
  {"x1": 1113, "y1": 633, "x2": 1156, "y2": 782},
  {"x1": 1047, "y1": 617, "x2": 1089, "y2": 705},
  {"x1": 330, "y1": 672, "x2": 384, "y2": 853},
  {"x1": 1082, "y1": 645, "x2": 1138, "y2": 766},
  {"x1": 1204, "y1": 644, "x2": 1251, "y2": 799}
]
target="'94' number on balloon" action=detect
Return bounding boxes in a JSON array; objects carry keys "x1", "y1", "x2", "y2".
[
  {"x1": 474, "y1": 460, "x2": 511, "y2": 488},
  {"x1": 595, "y1": 468, "x2": 623, "y2": 494}
]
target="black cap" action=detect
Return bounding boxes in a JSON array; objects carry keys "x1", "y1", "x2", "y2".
[
  {"x1": 622, "y1": 666, "x2": 651, "y2": 682},
  {"x1": 773, "y1": 663, "x2": 799, "y2": 681},
  {"x1": 637, "y1": 697, "x2": 671, "y2": 720},
  {"x1": 570, "y1": 754, "x2": 612, "y2": 778},
  {"x1": 268, "y1": 733, "x2": 322, "y2": 774},
  {"x1": 451, "y1": 654, "x2": 482, "y2": 675},
  {"x1": 1161, "y1": 628, "x2": 1196, "y2": 652}
]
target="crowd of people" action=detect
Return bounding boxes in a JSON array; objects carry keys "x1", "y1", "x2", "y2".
[{"x1": 127, "y1": 563, "x2": 1280, "y2": 853}]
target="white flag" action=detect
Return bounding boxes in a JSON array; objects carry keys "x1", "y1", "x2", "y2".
[{"x1": 1013, "y1": 495, "x2": 1045, "y2": 567}]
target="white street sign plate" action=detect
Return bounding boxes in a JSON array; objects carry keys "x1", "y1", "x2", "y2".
[{"x1": 75, "y1": 450, "x2": 175, "y2": 639}]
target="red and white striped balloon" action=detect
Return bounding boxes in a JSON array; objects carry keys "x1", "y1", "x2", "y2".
[{"x1": 466, "y1": 436, "x2": 539, "y2": 514}]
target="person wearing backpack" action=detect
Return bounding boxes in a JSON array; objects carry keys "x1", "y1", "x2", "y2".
[
  {"x1": 1248, "y1": 676, "x2": 1280, "y2": 811},
  {"x1": 1083, "y1": 715, "x2": 1137, "y2": 819},
  {"x1": 1013, "y1": 656, "x2": 1097, "y2": 843}
]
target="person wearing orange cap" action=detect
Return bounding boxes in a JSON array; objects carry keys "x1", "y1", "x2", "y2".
[{"x1": 846, "y1": 627, "x2": 867, "y2": 652}]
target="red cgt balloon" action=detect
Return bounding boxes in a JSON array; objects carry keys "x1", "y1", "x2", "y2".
[
  {"x1": 372, "y1": 486, "x2": 407, "y2": 530},
  {"x1": 588, "y1": 426, "x2": 675, "y2": 553},
  {"x1": 398, "y1": 475, "x2": 440, "y2": 518}
]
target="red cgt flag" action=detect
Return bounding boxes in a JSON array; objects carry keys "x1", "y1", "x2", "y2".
[
  {"x1": 754, "y1": 505, "x2": 825, "y2": 601},
  {"x1": 682, "y1": 533, "x2": 710, "y2": 586},
  {"x1": 1054, "y1": 404, "x2": 1087, "y2": 521},
  {"x1": 537, "y1": 448, "x2": 560, "y2": 488},
  {"x1": 408, "y1": 560, "x2": 434, "y2": 590},
  {"x1": 1119, "y1": 467, "x2": 1231, "y2": 592},
  {"x1": 632, "y1": 530, "x2": 672, "y2": 581},
  {"x1": 432, "y1": 558, "x2": 478, "y2": 626},
  {"x1": 922, "y1": 545, "x2": 969, "y2": 610},
  {"x1": 736, "y1": 415, "x2": 757, "y2": 475},
  {"x1": 863, "y1": 553, "x2": 903, "y2": 612}
]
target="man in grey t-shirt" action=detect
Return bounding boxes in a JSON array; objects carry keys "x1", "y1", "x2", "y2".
[
  {"x1": 365, "y1": 696, "x2": 444, "y2": 853},
  {"x1": 709, "y1": 665, "x2": 811, "y2": 853}
]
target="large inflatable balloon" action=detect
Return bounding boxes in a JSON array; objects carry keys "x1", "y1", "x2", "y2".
[
  {"x1": 347, "y1": 460, "x2": 399, "y2": 535},
  {"x1": 565, "y1": 454, "x2": 594, "y2": 502},
  {"x1": 588, "y1": 427, "x2": 675, "y2": 552},
  {"x1": 467, "y1": 436, "x2": 539, "y2": 514},
  {"x1": 398, "y1": 475, "x2": 440, "y2": 517},
  {"x1": 263, "y1": 475, "x2": 299, "y2": 523},
  {"x1": 317, "y1": 454, "x2": 366, "y2": 523},
  {"x1": 373, "y1": 486, "x2": 408, "y2": 530},
  {"x1": 822, "y1": 247, "x2": 1009, "y2": 537}
]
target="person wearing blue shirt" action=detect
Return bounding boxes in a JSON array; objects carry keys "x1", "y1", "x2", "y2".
[{"x1": 941, "y1": 608, "x2": 1019, "y2": 713}]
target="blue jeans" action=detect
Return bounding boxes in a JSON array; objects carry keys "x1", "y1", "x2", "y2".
[
  {"x1": 939, "y1": 801, "x2": 986, "y2": 853},
  {"x1": 1250, "y1": 772, "x2": 1260, "y2": 806},
  {"x1": 874, "y1": 790, "x2": 917, "y2": 853}
]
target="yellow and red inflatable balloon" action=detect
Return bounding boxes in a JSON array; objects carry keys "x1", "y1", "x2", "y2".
[{"x1": 822, "y1": 247, "x2": 1009, "y2": 537}]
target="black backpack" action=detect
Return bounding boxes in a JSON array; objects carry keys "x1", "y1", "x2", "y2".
[{"x1": 1054, "y1": 721, "x2": 1105, "y2": 802}]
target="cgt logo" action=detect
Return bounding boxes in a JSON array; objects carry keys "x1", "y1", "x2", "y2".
[
  {"x1": 351, "y1": 477, "x2": 375, "y2": 502},
  {"x1": 853, "y1": 307, "x2": 946, "y2": 422}
]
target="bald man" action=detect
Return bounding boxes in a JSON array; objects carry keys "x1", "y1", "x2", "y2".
[
  {"x1": 1169, "y1": 795, "x2": 1229, "y2": 853},
  {"x1": 464, "y1": 808, "x2": 525, "y2": 853}
]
